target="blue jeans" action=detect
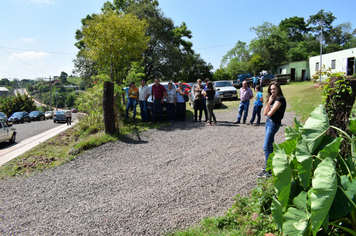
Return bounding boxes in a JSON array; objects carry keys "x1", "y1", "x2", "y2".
[
  {"x1": 237, "y1": 101, "x2": 249, "y2": 122},
  {"x1": 126, "y1": 98, "x2": 138, "y2": 119},
  {"x1": 250, "y1": 105, "x2": 263, "y2": 124},
  {"x1": 152, "y1": 99, "x2": 163, "y2": 122},
  {"x1": 167, "y1": 103, "x2": 175, "y2": 121},
  {"x1": 139, "y1": 100, "x2": 148, "y2": 122},
  {"x1": 253, "y1": 82, "x2": 258, "y2": 89},
  {"x1": 263, "y1": 117, "x2": 280, "y2": 165}
]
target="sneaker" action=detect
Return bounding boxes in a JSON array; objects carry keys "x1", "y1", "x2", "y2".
[
  {"x1": 242, "y1": 121, "x2": 246, "y2": 124},
  {"x1": 254, "y1": 123, "x2": 260, "y2": 127},
  {"x1": 257, "y1": 170, "x2": 272, "y2": 179},
  {"x1": 233, "y1": 121, "x2": 240, "y2": 124},
  {"x1": 247, "y1": 122, "x2": 252, "y2": 125}
]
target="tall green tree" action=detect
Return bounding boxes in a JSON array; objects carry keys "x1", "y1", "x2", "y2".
[
  {"x1": 279, "y1": 16, "x2": 310, "y2": 42},
  {"x1": 308, "y1": 9, "x2": 337, "y2": 44}
]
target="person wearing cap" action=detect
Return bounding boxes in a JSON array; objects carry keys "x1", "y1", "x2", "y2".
[
  {"x1": 125, "y1": 82, "x2": 139, "y2": 121},
  {"x1": 138, "y1": 79, "x2": 150, "y2": 122},
  {"x1": 176, "y1": 81, "x2": 186, "y2": 122},
  {"x1": 150, "y1": 78, "x2": 167, "y2": 123}
]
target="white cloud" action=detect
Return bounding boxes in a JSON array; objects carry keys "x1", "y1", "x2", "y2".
[
  {"x1": 19, "y1": 37, "x2": 37, "y2": 43},
  {"x1": 10, "y1": 51, "x2": 50, "y2": 61},
  {"x1": 30, "y1": 0, "x2": 55, "y2": 4}
]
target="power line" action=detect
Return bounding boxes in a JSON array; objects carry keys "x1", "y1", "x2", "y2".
[
  {"x1": 0, "y1": 46, "x2": 76, "y2": 55},
  {"x1": 0, "y1": 47, "x2": 50, "y2": 76}
]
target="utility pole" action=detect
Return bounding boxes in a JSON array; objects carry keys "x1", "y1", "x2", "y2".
[
  {"x1": 319, "y1": 18, "x2": 323, "y2": 86},
  {"x1": 49, "y1": 76, "x2": 52, "y2": 110}
]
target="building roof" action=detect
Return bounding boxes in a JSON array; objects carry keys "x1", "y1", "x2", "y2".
[{"x1": 0, "y1": 87, "x2": 9, "y2": 92}]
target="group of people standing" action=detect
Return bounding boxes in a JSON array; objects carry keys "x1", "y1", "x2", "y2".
[
  {"x1": 126, "y1": 78, "x2": 286, "y2": 178},
  {"x1": 125, "y1": 78, "x2": 187, "y2": 124},
  {"x1": 192, "y1": 78, "x2": 217, "y2": 125}
]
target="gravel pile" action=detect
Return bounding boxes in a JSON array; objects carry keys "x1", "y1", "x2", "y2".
[{"x1": 0, "y1": 105, "x2": 295, "y2": 235}]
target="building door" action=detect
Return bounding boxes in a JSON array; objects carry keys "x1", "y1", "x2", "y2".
[
  {"x1": 302, "y1": 70, "x2": 306, "y2": 81},
  {"x1": 347, "y1": 57, "x2": 355, "y2": 75},
  {"x1": 291, "y1": 68, "x2": 296, "y2": 81}
]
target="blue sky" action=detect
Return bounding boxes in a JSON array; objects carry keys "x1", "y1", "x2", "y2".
[{"x1": 1, "y1": 0, "x2": 356, "y2": 80}]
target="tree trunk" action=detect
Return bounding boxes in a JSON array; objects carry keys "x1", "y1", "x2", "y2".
[
  {"x1": 103, "y1": 81, "x2": 115, "y2": 135},
  {"x1": 326, "y1": 77, "x2": 356, "y2": 137}
]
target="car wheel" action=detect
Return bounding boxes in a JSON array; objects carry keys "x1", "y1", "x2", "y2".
[
  {"x1": 28, "y1": 119, "x2": 31, "y2": 123},
  {"x1": 21, "y1": 119, "x2": 24, "y2": 124},
  {"x1": 9, "y1": 133, "x2": 16, "y2": 144},
  {"x1": 53, "y1": 120, "x2": 56, "y2": 123}
]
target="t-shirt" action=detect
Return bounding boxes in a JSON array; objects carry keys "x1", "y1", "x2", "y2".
[
  {"x1": 205, "y1": 89, "x2": 215, "y2": 100},
  {"x1": 129, "y1": 87, "x2": 138, "y2": 99},
  {"x1": 254, "y1": 91, "x2": 263, "y2": 106},
  {"x1": 152, "y1": 84, "x2": 166, "y2": 100},
  {"x1": 260, "y1": 76, "x2": 265, "y2": 84},
  {"x1": 139, "y1": 85, "x2": 150, "y2": 101},
  {"x1": 176, "y1": 89, "x2": 185, "y2": 103},
  {"x1": 166, "y1": 88, "x2": 176, "y2": 103},
  {"x1": 252, "y1": 77, "x2": 258, "y2": 84},
  {"x1": 270, "y1": 96, "x2": 286, "y2": 125}
]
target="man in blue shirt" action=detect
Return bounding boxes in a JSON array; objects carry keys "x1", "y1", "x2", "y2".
[{"x1": 252, "y1": 74, "x2": 258, "y2": 89}]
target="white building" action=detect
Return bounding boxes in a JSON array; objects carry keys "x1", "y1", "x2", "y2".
[
  {"x1": 0, "y1": 87, "x2": 9, "y2": 97},
  {"x1": 309, "y1": 47, "x2": 356, "y2": 77}
]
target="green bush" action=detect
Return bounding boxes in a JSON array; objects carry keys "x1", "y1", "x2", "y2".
[{"x1": 269, "y1": 105, "x2": 356, "y2": 235}]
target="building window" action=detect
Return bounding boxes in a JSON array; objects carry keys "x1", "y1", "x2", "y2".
[
  {"x1": 316, "y1": 62, "x2": 320, "y2": 71},
  {"x1": 331, "y1": 59, "x2": 336, "y2": 69}
]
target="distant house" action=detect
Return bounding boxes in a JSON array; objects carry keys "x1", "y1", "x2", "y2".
[
  {"x1": 276, "y1": 60, "x2": 310, "y2": 81},
  {"x1": 309, "y1": 47, "x2": 356, "y2": 76},
  {"x1": 0, "y1": 87, "x2": 9, "y2": 97}
]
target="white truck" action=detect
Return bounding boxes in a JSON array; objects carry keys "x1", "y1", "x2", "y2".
[{"x1": 0, "y1": 118, "x2": 16, "y2": 144}]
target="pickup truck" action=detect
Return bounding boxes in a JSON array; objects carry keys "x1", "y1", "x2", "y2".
[{"x1": 0, "y1": 118, "x2": 16, "y2": 144}]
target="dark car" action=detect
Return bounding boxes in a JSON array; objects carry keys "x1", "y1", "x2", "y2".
[
  {"x1": 71, "y1": 108, "x2": 78, "y2": 113},
  {"x1": 8, "y1": 112, "x2": 31, "y2": 124},
  {"x1": 29, "y1": 111, "x2": 45, "y2": 121},
  {"x1": 53, "y1": 111, "x2": 67, "y2": 123}
]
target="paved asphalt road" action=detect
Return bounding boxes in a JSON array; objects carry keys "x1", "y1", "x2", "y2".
[{"x1": 0, "y1": 113, "x2": 79, "y2": 150}]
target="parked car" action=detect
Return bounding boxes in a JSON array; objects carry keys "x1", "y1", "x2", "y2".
[
  {"x1": 53, "y1": 111, "x2": 68, "y2": 123},
  {"x1": 189, "y1": 83, "x2": 222, "y2": 108},
  {"x1": 174, "y1": 82, "x2": 191, "y2": 94},
  {"x1": 0, "y1": 112, "x2": 7, "y2": 122},
  {"x1": 29, "y1": 111, "x2": 45, "y2": 121},
  {"x1": 45, "y1": 111, "x2": 54, "y2": 119},
  {"x1": 213, "y1": 81, "x2": 238, "y2": 101},
  {"x1": 8, "y1": 111, "x2": 31, "y2": 124},
  {"x1": 147, "y1": 82, "x2": 178, "y2": 118},
  {"x1": 71, "y1": 108, "x2": 78, "y2": 113},
  {"x1": 0, "y1": 117, "x2": 16, "y2": 144}
]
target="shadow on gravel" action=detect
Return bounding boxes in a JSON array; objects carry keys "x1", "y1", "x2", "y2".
[
  {"x1": 0, "y1": 142, "x2": 17, "y2": 150},
  {"x1": 156, "y1": 121, "x2": 206, "y2": 132},
  {"x1": 215, "y1": 121, "x2": 237, "y2": 127}
]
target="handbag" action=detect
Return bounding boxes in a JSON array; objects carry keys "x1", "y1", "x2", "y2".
[{"x1": 184, "y1": 94, "x2": 189, "y2": 102}]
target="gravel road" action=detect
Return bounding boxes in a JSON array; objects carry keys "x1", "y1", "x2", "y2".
[{"x1": 0, "y1": 105, "x2": 295, "y2": 235}]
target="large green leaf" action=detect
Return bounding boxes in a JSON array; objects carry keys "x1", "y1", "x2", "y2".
[
  {"x1": 310, "y1": 157, "x2": 338, "y2": 236},
  {"x1": 271, "y1": 197, "x2": 283, "y2": 232},
  {"x1": 317, "y1": 137, "x2": 342, "y2": 161},
  {"x1": 278, "y1": 138, "x2": 298, "y2": 156},
  {"x1": 301, "y1": 105, "x2": 330, "y2": 153},
  {"x1": 296, "y1": 140, "x2": 313, "y2": 190},
  {"x1": 329, "y1": 185, "x2": 352, "y2": 219},
  {"x1": 285, "y1": 126, "x2": 300, "y2": 141},
  {"x1": 272, "y1": 143, "x2": 292, "y2": 210},
  {"x1": 349, "y1": 117, "x2": 356, "y2": 134},
  {"x1": 283, "y1": 192, "x2": 311, "y2": 236}
]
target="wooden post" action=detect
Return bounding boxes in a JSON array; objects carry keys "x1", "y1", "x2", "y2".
[{"x1": 103, "y1": 81, "x2": 115, "y2": 135}]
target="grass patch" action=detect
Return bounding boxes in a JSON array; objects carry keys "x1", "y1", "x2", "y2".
[
  {"x1": 166, "y1": 178, "x2": 279, "y2": 236},
  {"x1": 67, "y1": 76, "x2": 83, "y2": 85},
  {"x1": 280, "y1": 81, "x2": 323, "y2": 123}
]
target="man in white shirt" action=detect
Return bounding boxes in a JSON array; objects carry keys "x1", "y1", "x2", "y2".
[{"x1": 138, "y1": 79, "x2": 150, "y2": 122}]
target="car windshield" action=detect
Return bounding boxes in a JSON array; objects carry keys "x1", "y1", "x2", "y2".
[
  {"x1": 0, "y1": 112, "x2": 5, "y2": 117},
  {"x1": 30, "y1": 111, "x2": 39, "y2": 115},
  {"x1": 12, "y1": 112, "x2": 22, "y2": 117},
  {"x1": 214, "y1": 81, "x2": 232, "y2": 87},
  {"x1": 55, "y1": 111, "x2": 65, "y2": 115},
  {"x1": 45, "y1": 111, "x2": 52, "y2": 114}
]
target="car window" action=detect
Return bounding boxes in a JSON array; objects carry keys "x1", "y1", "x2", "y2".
[
  {"x1": 0, "y1": 121, "x2": 2, "y2": 128},
  {"x1": 215, "y1": 81, "x2": 231, "y2": 87},
  {"x1": 1, "y1": 119, "x2": 7, "y2": 128}
]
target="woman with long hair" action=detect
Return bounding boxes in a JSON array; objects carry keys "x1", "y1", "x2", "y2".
[
  {"x1": 203, "y1": 81, "x2": 217, "y2": 126},
  {"x1": 259, "y1": 82, "x2": 286, "y2": 178},
  {"x1": 193, "y1": 79, "x2": 204, "y2": 122}
]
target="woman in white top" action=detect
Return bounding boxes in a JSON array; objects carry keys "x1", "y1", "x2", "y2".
[
  {"x1": 166, "y1": 82, "x2": 177, "y2": 123},
  {"x1": 176, "y1": 81, "x2": 186, "y2": 122}
]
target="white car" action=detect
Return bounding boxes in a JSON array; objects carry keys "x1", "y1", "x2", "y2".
[
  {"x1": 213, "y1": 80, "x2": 238, "y2": 100},
  {"x1": 0, "y1": 118, "x2": 16, "y2": 144},
  {"x1": 45, "y1": 111, "x2": 54, "y2": 119}
]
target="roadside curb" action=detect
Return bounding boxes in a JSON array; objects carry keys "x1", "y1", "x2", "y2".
[{"x1": 0, "y1": 122, "x2": 76, "y2": 166}]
